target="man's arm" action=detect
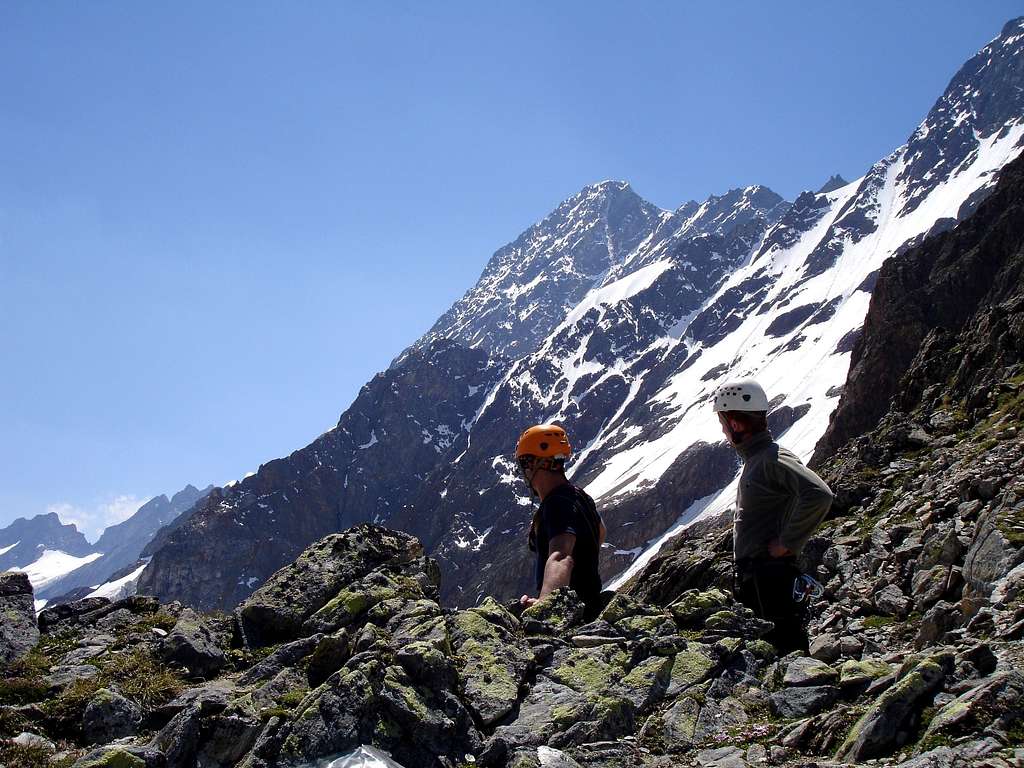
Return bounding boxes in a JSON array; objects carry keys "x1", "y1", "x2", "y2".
[
  {"x1": 771, "y1": 451, "x2": 834, "y2": 555},
  {"x1": 539, "y1": 532, "x2": 576, "y2": 599}
]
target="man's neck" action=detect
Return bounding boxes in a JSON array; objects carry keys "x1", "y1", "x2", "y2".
[
  {"x1": 535, "y1": 472, "x2": 570, "y2": 501},
  {"x1": 734, "y1": 430, "x2": 773, "y2": 460}
]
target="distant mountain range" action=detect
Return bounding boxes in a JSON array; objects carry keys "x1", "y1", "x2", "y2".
[
  {"x1": 0, "y1": 484, "x2": 211, "y2": 607},
  {"x1": 119, "y1": 16, "x2": 1024, "y2": 611}
]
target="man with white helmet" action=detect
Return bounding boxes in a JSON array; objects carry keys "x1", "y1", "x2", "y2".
[{"x1": 714, "y1": 378, "x2": 833, "y2": 653}]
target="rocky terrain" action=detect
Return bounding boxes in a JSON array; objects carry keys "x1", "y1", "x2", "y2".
[{"x1": 4, "y1": 15, "x2": 1024, "y2": 768}]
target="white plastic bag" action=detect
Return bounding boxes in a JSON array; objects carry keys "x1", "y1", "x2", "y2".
[{"x1": 314, "y1": 745, "x2": 408, "y2": 768}]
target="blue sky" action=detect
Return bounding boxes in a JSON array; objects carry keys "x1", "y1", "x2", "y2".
[{"x1": 1, "y1": 2, "x2": 1020, "y2": 540}]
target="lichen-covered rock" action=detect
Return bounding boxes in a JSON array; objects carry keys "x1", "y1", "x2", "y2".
[
  {"x1": 236, "y1": 525, "x2": 428, "y2": 647},
  {"x1": 921, "y1": 670, "x2": 1024, "y2": 745},
  {"x1": 237, "y1": 633, "x2": 324, "y2": 686},
  {"x1": 300, "y1": 566, "x2": 427, "y2": 636},
  {"x1": 782, "y1": 656, "x2": 838, "y2": 687},
  {"x1": 450, "y1": 599, "x2": 533, "y2": 726},
  {"x1": 71, "y1": 745, "x2": 166, "y2": 767},
  {"x1": 838, "y1": 658, "x2": 892, "y2": 689},
  {"x1": 836, "y1": 655, "x2": 948, "y2": 761},
  {"x1": 668, "y1": 588, "x2": 731, "y2": 628},
  {"x1": 0, "y1": 570, "x2": 39, "y2": 664},
  {"x1": 160, "y1": 608, "x2": 228, "y2": 678},
  {"x1": 520, "y1": 588, "x2": 586, "y2": 634},
  {"x1": 82, "y1": 687, "x2": 143, "y2": 744}
]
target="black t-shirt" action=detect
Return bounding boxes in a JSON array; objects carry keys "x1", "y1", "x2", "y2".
[{"x1": 534, "y1": 483, "x2": 603, "y2": 618}]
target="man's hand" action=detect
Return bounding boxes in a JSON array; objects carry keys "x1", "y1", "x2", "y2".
[
  {"x1": 520, "y1": 595, "x2": 538, "y2": 608},
  {"x1": 768, "y1": 539, "x2": 793, "y2": 558}
]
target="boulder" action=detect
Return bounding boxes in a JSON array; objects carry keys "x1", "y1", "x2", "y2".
[
  {"x1": 71, "y1": 745, "x2": 166, "y2": 767},
  {"x1": 915, "y1": 600, "x2": 960, "y2": 647},
  {"x1": 838, "y1": 659, "x2": 893, "y2": 689},
  {"x1": 962, "y1": 508, "x2": 1017, "y2": 615},
  {"x1": 0, "y1": 571, "x2": 39, "y2": 664},
  {"x1": 769, "y1": 685, "x2": 840, "y2": 719},
  {"x1": 520, "y1": 588, "x2": 586, "y2": 634},
  {"x1": 237, "y1": 633, "x2": 324, "y2": 686},
  {"x1": 161, "y1": 608, "x2": 227, "y2": 678},
  {"x1": 235, "y1": 525, "x2": 428, "y2": 647},
  {"x1": 836, "y1": 655, "x2": 947, "y2": 761},
  {"x1": 782, "y1": 657, "x2": 838, "y2": 687},
  {"x1": 874, "y1": 584, "x2": 911, "y2": 617},
  {"x1": 82, "y1": 687, "x2": 143, "y2": 743},
  {"x1": 922, "y1": 670, "x2": 1024, "y2": 743},
  {"x1": 450, "y1": 599, "x2": 533, "y2": 726},
  {"x1": 808, "y1": 633, "x2": 840, "y2": 663}
]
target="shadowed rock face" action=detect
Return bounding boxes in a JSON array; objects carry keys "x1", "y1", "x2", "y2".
[
  {"x1": 0, "y1": 571, "x2": 39, "y2": 664},
  {"x1": 812, "y1": 145, "x2": 1024, "y2": 467}
]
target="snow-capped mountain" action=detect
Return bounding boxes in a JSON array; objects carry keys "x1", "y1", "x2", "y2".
[
  {"x1": 1, "y1": 484, "x2": 211, "y2": 608},
  {"x1": 0, "y1": 512, "x2": 93, "y2": 573},
  {"x1": 36, "y1": 484, "x2": 212, "y2": 602},
  {"x1": 138, "y1": 17, "x2": 1024, "y2": 611}
]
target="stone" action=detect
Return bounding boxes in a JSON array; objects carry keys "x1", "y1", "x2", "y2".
[
  {"x1": 840, "y1": 635, "x2": 864, "y2": 658},
  {"x1": 12, "y1": 731, "x2": 56, "y2": 751},
  {"x1": 71, "y1": 745, "x2": 166, "y2": 767},
  {"x1": 915, "y1": 600, "x2": 960, "y2": 647},
  {"x1": 923, "y1": 670, "x2": 1024, "y2": 743},
  {"x1": 449, "y1": 599, "x2": 533, "y2": 725},
  {"x1": 520, "y1": 588, "x2": 586, "y2": 634},
  {"x1": 195, "y1": 713, "x2": 263, "y2": 767},
  {"x1": 912, "y1": 565, "x2": 953, "y2": 610},
  {"x1": 235, "y1": 525, "x2": 428, "y2": 647},
  {"x1": 839, "y1": 659, "x2": 893, "y2": 689},
  {"x1": 769, "y1": 685, "x2": 840, "y2": 719},
  {"x1": 237, "y1": 633, "x2": 324, "y2": 686},
  {"x1": 37, "y1": 597, "x2": 111, "y2": 633},
  {"x1": 161, "y1": 608, "x2": 227, "y2": 678},
  {"x1": 808, "y1": 633, "x2": 840, "y2": 663},
  {"x1": 695, "y1": 745, "x2": 747, "y2": 767},
  {"x1": 962, "y1": 509, "x2": 1016, "y2": 614},
  {"x1": 668, "y1": 588, "x2": 732, "y2": 627},
  {"x1": 835, "y1": 655, "x2": 947, "y2": 761},
  {"x1": 0, "y1": 571, "x2": 40, "y2": 664},
  {"x1": 666, "y1": 645, "x2": 717, "y2": 696},
  {"x1": 44, "y1": 664, "x2": 101, "y2": 693},
  {"x1": 874, "y1": 584, "x2": 911, "y2": 617},
  {"x1": 783, "y1": 656, "x2": 838, "y2": 686},
  {"x1": 149, "y1": 703, "x2": 203, "y2": 767},
  {"x1": 306, "y1": 629, "x2": 352, "y2": 687},
  {"x1": 83, "y1": 688, "x2": 143, "y2": 744}
]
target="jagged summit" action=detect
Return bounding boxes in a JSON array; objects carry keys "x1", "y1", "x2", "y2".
[{"x1": 816, "y1": 173, "x2": 848, "y2": 193}]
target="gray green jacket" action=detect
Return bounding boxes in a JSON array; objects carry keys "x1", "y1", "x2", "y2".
[{"x1": 733, "y1": 431, "x2": 834, "y2": 562}]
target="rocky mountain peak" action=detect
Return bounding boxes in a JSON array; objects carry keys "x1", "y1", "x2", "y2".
[
  {"x1": 0, "y1": 512, "x2": 93, "y2": 571},
  {"x1": 817, "y1": 173, "x2": 848, "y2": 194},
  {"x1": 897, "y1": 16, "x2": 1024, "y2": 216}
]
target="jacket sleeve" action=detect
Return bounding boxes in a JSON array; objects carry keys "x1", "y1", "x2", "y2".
[{"x1": 770, "y1": 450, "x2": 834, "y2": 554}]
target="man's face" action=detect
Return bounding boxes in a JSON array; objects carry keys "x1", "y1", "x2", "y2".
[
  {"x1": 718, "y1": 412, "x2": 740, "y2": 445},
  {"x1": 518, "y1": 455, "x2": 537, "y2": 494}
]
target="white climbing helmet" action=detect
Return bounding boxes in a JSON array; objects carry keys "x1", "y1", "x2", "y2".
[{"x1": 712, "y1": 378, "x2": 770, "y2": 413}]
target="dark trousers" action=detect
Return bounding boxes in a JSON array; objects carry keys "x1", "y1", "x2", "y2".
[{"x1": 734, "y1": 558, "x2": 809, "y2": 655}]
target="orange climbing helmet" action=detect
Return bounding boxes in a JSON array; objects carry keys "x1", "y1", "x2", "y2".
[{"x1": 515, "y1": 424, "x2": 572, "y2": 471}]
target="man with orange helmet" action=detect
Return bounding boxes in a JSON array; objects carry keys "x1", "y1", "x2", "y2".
[{"x1": 515, "y1": 424, "x2": 606, "y2": 620}]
